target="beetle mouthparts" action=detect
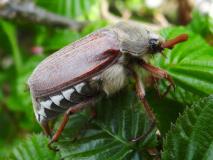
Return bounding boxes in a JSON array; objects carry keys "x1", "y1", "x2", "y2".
[{"x1": 161, "y1": 34, "x2": 188, "y2": 49}]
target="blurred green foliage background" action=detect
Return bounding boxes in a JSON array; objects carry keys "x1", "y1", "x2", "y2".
[{"x1": 0, "y1": 0, "x2": 213, "y2": 159}]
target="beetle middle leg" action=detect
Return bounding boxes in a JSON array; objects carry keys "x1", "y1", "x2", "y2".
[
  {"x1": 130, "y1": 69, "x2": 157, "y2": 142},
  {"x1": 138, "y1": 59, "x2": 175, "y2": 97},
  {"x1": 48, "y1": 99, "x2": 94, "y2": 146}
]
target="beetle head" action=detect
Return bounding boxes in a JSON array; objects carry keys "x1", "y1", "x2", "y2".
[
  {"x1": 114, "y1": 22, "x2": 165, "y2": 57},
  {"x1": 148, "y1": 33, "x2": 165, "y2": 54},
  {"x1": 120, "y1": 31, "x2": 165, "y2": 57}
]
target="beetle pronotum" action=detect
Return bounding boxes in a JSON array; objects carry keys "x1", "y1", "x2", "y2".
[{"x1": 28, "y1": 22, "x2": 188, "y2": 145}]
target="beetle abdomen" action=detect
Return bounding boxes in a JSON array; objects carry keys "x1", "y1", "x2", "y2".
[{"x1": 36, "y1": 81, "x2": 99, "y2": 123}]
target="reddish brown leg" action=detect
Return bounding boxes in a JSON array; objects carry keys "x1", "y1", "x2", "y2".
[
  {"x1": 41, "y1": 121, "x2": 51, "y2": 136},
  {"x1": 131, "y1": 69, "x2": 156, "y2": 142},
  {"x1": 90, "y1": 106, "x2": 97, "y2": 119},
  {"x1": 150, "y1": 75, "x2": 161, "y2": 97},
  {"x1": 138, "y1": 59, "x2": 175, "y2": 97},
  {"x1": 48, "y1": 99, "x2": 94, "y2": 146}
]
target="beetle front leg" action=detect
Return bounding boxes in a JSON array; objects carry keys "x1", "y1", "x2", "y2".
[
  {"x1": 138, "y1": 59, "x2": 175, "y2": 97},
  {"x1": 131, "y1": 69, "x2": 156, "y2": 142}
]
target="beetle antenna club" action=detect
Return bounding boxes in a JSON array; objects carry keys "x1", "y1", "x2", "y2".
[
  {"x1": 161, "y1": 34, "x2": 188, "y2": 49},
  {"x1": 28, "y1": 21, "x2": 188, "y2": 145}
]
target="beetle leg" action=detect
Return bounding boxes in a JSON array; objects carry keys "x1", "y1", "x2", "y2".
[
  {"x1": 138, "y1": 59, "x2": 175, "y2": 97},
  {"x1": 41, "y1": 121, "x2": 51, "y2": 136},
  {"x1": 131, "y1": 69, "x2": 156, "y2": 142},
  {"x1": 48, "y1": 99, "x2": 94, "y2": 146},
  {"x1": 150, "y1": 75, "x2": 161, "y2": 98},
  {"x1": 90, "y1": 106, "x2": 97, "y2": 119}
]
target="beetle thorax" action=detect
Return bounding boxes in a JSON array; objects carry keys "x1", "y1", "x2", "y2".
[{"x1": 100, "y1": 63, "x2": 127, "y2": 95}]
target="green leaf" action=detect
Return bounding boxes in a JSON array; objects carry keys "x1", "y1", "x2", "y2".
[
  {"x1": 157, "y1": 81, "x2": 201, "y2": 106},
  {"x1": 55, "y1": 88, "x2": 158, "y2": 160},
  {"x1": 162, "y1": 95, "x2": 213, "y2": 160},
  {"x1": 147, "y1": 91, "x2": 185, "y2": 137},
  {"x1": 188, "y1": 10, "x2": 213, "y2": 36},
  {"x1": 152, "y1": 27, "x2": 213, "y2": 96},
  {"x1": 43, "y1": 29, "x2": 80, "y2": 51},
  {"x1": 9, "y1": 134, "x2": 60, "y2": 160},
  {"x1": 4, "y1": 55, "x2": 44, "y2": 131},
  {"x1": 32, "y1": 25, "x2": 81, "y2": 53}
]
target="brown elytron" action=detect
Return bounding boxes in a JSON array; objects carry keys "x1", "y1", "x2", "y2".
[{"x1": 28, "y1": 30, "x2": 121, "y2": 98}]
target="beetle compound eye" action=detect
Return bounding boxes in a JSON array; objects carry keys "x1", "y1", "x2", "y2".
[
  {"x1": 149, "y1": 39, "x2": 158, "y2": 46},
  {"x1": 149, "y1": 39, "x2": 162, "y2": 53}
]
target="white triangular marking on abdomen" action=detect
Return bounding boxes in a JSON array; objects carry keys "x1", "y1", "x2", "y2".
[
  {"x1": 38, "y1": 107, "x2": 46, "y2": 117},
  {"x1": 40, "y1": 100, "x2": 52, "y2": 109},
  {"x1": 38, "y1": 114, "x2": 46, "y2": 123},
  {"x1": 74, "y1": 82, "x2": 85, "y2": 93},
  {"x1": 50, "y1": 95, "x2": 63, "y2": 106},
  {"x1": 62, "y1": 88, "x2": 75, "y2": 101}
]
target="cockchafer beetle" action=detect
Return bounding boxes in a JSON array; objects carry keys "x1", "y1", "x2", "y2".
[{"x1": 28, "y1": 21, "x2": 188, "y2": 145}]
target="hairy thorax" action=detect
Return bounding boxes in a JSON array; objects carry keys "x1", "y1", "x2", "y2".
[{"x1": 100, "y1": 63, "x2": 127, "y2": 95}]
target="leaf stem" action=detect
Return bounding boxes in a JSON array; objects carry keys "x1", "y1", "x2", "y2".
[{"x1": 96, "y1": 122, "x2": 132, "y2": 147}]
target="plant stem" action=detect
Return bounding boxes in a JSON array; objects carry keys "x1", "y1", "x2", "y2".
[{"x1": 1, "y1": 20, "x2": 22, "y2": 74}]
